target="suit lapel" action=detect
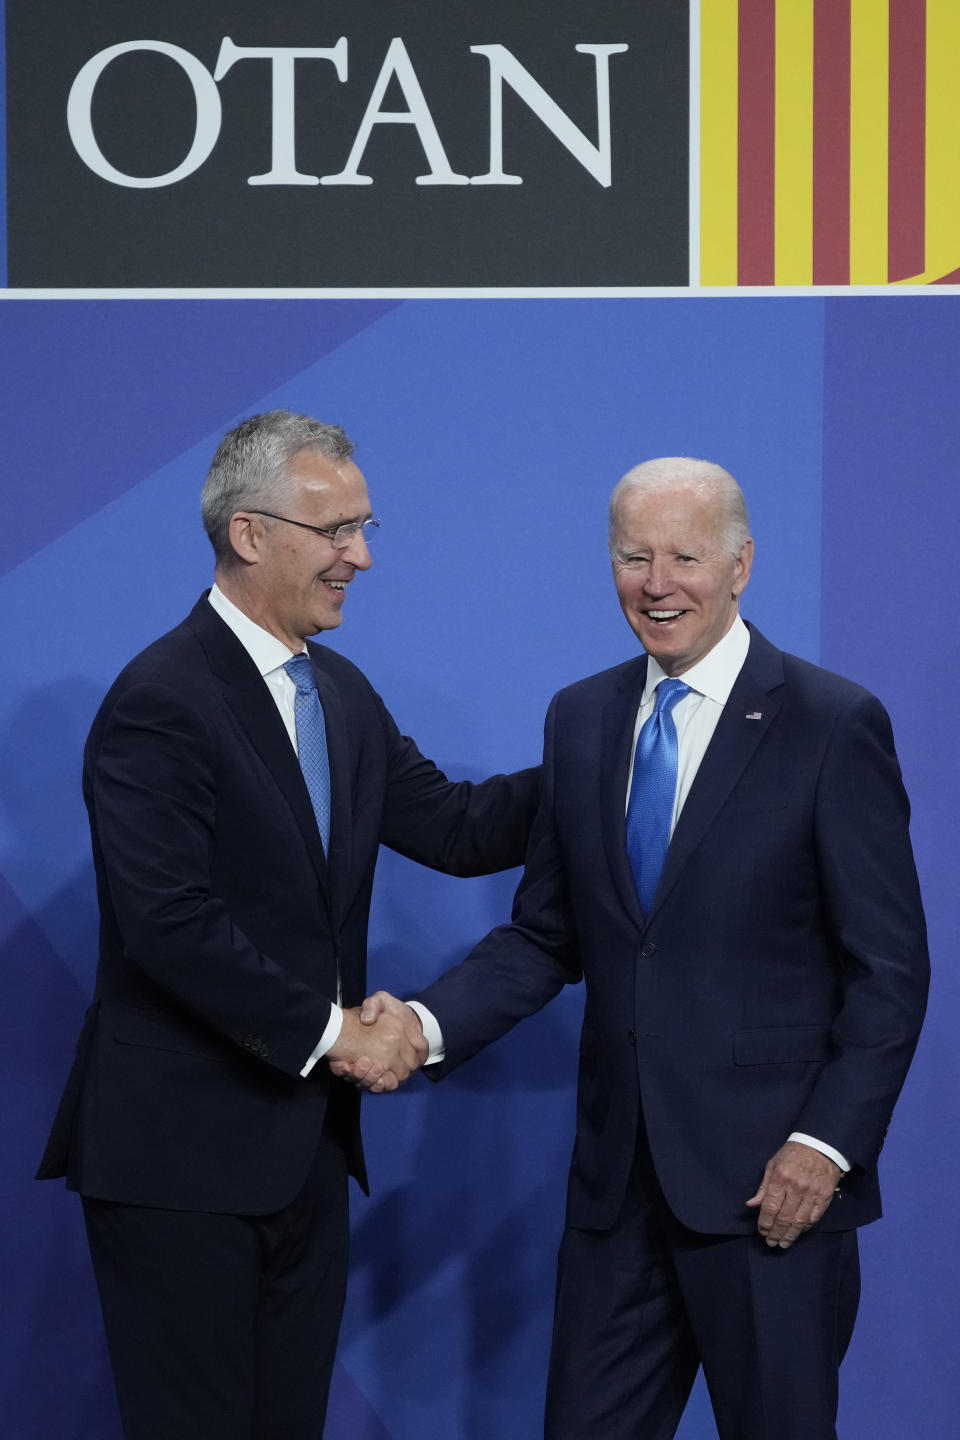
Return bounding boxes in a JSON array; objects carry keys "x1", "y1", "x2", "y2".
[
  {"x1": 600, "y1": 656, "x2": 649, "y2": 931},
  {"x1": 648, "y1": 626, "x2": 784, "y2": 920},
  {"x1": 189, "y1": 599, "x2": 332, "y2": 905}
]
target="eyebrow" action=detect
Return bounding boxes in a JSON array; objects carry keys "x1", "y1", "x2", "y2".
[{"x1": 321, "y1": 511, "x2": 372, "y2": 527}]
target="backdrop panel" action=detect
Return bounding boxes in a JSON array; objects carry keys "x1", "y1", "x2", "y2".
[
  {"x1": 3, "y1": 296, "x2": 850, "y2": 1438},
  {"x1": 821, "y1": 298, "x2": 960, "y2": 1440},
  {"x1": 3, "y1": 12, "x2": 956, "y2": 1434}
]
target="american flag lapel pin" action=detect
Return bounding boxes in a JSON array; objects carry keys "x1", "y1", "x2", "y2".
[{"x1": 745, "y1": 711, "x2": 763, "y2": 721}]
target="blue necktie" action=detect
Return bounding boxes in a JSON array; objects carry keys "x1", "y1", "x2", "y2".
[
  {"x1": 283, "y1": 654, "x2": 331, "y2": 855},
  {"x1": 626, "y1": 678, "x2": 690, "y2": 915}
]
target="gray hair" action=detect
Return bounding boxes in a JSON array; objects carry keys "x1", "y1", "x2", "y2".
[
  {"x1": 608, "y1": 457, "x2": 751, "y2": 557},
  {"x1": 201, "y1": 410, "x2": 355, "y2": 561}
]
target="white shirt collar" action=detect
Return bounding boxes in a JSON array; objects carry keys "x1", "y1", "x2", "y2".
[
  {"x1": 207, "y1": 582, "x2": 304, "y2": 676},
  {"x1": 642, "y1": 613, "x2": 750, "y2": 705}
]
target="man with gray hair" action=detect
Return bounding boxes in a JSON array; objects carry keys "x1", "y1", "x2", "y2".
[
  {"x1": 38, "y1": 410, "x2": 539, "y2": 1440},
  {"x1": 356, "y1": 456, "x2": 929, "y2": 1439}
]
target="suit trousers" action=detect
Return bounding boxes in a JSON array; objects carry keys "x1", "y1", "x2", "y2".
[
  {"x1": 545, "y1": 1128, "x2": 860, "y2": 1440},
  {"x1": 82, "y1": 1092, "x2": 351, "y2": 1440}
]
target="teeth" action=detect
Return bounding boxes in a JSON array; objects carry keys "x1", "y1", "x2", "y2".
[
  {"x1": 648, "y1": 610, "x2": 683, "y2": 620},
  {"x1": 326, "y1": 581, "x2": 346, "y2": 590}
]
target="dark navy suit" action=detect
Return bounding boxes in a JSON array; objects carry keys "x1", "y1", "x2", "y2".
[
  {"x1": 417, "y1": 624, "x2": 928, "y2": 1438},
  {"x1": 38, "y1": 595, "x2": 538, "y2": 1438}
]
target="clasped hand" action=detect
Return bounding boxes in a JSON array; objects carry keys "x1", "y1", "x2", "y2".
[{"x1": 327, "y1": 991, "x2": 426, "y2": 1093}]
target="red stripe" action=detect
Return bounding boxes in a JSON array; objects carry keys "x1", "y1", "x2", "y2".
[
  {"x1": 888, "y1": 0, "x2": 926, "y2": 280},
  {"x1": 812, "y1": 0, "x2": 851, "y2": 284},
  {"x1": 737, "y1": 0, "x2": 777, "y2": 284},
  {"x1": 931, "y1": 265, "x2": 960, "y2": 283}
]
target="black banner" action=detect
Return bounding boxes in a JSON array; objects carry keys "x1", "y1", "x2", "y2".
[{"x1": 6, "y1": 0, "x2": 689, "y2": 288}]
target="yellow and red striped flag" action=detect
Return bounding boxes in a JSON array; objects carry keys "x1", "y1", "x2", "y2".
[{"x1": 700, "y1": 0, "x2": 960, "y2": 285}]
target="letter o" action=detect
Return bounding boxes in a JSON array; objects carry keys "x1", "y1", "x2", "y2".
[{"x1": 67, "y1": 40, "x2": 222, "y2": 188}]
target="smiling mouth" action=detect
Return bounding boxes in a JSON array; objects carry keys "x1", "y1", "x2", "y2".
[
  {"x1": 646, "y1": 609, "x2": 685, "y2": 622},
  {"x1": 323, "y1": 580, "x2": 348, "y2": 591}
]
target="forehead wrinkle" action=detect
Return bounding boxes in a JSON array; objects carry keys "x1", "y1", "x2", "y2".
[
  {"x1": 617, "y1": 525, "x2": 719, "y2": 558},
  {"x1": 618, "y1": 505, "x2": 729, "y2": 557}
]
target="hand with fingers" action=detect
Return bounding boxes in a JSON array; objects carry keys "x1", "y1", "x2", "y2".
[
  {"x1": 746, "y1": 1140, "x2": 842, "y2": 1249},
  {"x1": 327, "y1": 993, "x2": 427, "y2": 1093}
]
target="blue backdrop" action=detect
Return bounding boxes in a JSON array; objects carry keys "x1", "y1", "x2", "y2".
[{"x1": 2, "y1": 296, "x2": 955, "y2": 1437}]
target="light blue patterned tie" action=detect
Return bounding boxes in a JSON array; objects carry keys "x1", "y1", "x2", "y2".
[
  {"x1": 626, "y1": 678, "x2": 690, "y2": 915},
  {"x1": 283, "y1": 653, "x2": 331, "y2": 855}
]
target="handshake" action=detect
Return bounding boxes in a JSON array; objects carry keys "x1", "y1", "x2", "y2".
[{"x1": 327, "y1": 991, "x2": 429, "y2": 1093}]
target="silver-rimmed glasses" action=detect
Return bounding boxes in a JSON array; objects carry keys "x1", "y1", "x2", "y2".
[{"x1": 250, "y1": 511, "x2": 382, "y2": 549}]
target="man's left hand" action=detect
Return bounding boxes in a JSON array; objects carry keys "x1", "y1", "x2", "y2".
[{"x1": 746, "y1": 1141, "x2": 842, "y2": 1249}]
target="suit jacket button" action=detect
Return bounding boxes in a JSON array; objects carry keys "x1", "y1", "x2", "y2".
[
  {"x1": 259, "y1": 1043, "x2": 270, "y2": 1058},
  {"x1": 242, "y1": 1033, "x2": 253, "y2": 1047},
  {"x1": 627, "y1": 1030, "x2": 637, "y2": 1045},
  {"x1": 640, "y1": 942, "x2": 656, "y2": 958}
]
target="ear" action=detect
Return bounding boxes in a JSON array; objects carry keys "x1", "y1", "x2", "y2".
[
  {"x1": 732, "y1": 537, "x2": 754, "y2": 597},
  {"x1": 227, "y1": 511, "x2": 263, "y2": 565}
]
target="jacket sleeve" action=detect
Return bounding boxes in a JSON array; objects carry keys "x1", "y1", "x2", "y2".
[
  {"x1": 791, "y1": 691, "x2": 929, "y2": 1170},
  {"x1": 376, "y1": 691, "x2": 540, "y2": 876},
  {"x1": 413, "y1": 693, "x2": 580, "y2": 1073}
]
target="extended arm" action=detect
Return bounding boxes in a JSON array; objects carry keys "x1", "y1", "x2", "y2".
[
  {"x1": 333, "y1": 695, "x2": 576, "y2": 1089},
  {"x1": 374, "y1": 693, "x2": 540, "y2": 875},
  {"x1": 404, "y1": 694, "x2": 579, "y2": 1071}
]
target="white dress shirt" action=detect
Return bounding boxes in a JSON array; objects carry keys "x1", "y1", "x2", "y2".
[
  {"x1": 207, "y1": 585, "x2": 343, "y2": 1074},
  {"x1": 415, "y1": 614, "x2": 848, "y2": 1173},
  {"x1": 626, "y1": 613, "x2": 751, "y2": 827}
]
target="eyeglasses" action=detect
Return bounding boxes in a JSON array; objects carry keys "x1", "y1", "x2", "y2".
[{"x1": 251, "y1": 510, "x2": 382, "y2": 549}]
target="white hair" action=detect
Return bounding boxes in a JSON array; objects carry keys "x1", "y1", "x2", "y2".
[{"x1": 608, "y1": 457, "x2": 751, "y2": 557}]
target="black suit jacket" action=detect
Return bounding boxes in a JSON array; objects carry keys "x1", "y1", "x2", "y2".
[
  {"x1": 417, "y1": 625, "x2": 929, "y2": 1234},
  {"x1": 38, "y1": 596, "x2": 538, "y2": 1214}
]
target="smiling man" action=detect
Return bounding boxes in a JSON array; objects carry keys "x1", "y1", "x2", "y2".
[
  {"x1": 357, "y1": 456, "x2": 929, "y2": 1440},
  {"x1": 610, "y1": 460, "x2": 753, "y2": 675},
  {"x1": 37, "y1": 410, "x2": 539, "y2": 1440}
]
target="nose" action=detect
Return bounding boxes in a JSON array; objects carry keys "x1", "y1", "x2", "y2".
[
  {"x1": 643, "y1": 559, "x2": 674, "y2": 596},
  {"x1": 341, "y1": 529, "x2": 372, "y2": 570}
]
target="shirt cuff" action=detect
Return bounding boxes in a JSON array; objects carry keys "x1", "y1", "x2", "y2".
[
  {"x1": 406, "y1": 1001, "x2": 445, "y2": 1064},
  {"x1": 300, "y1": 1003, "x2": 344, "y2": 1077},
  {"x1": 788, "y1": 1132, "x2": 851, "y2": 1173}
]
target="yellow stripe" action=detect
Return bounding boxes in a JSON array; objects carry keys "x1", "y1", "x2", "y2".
[
  {"x1": 700, "y1": 0, "x2": 741, "y2": 285},
  {"x1": 924, "y1": 0, "x2": 960, "y2": 281},
  {"x1": 849, "y1": 0, "x2": 890, "y2": 283},
  {"x1": 775, "y1": 0, "x2": 815, "y2": 284}
]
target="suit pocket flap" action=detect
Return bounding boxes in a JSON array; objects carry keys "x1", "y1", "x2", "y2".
[
  {"x1": 111, "y1": 1007, "x2": 232, "y2": 1062},
  {"x1": 733, "y1": 1025, "x2": 831, "y2": 1065}
]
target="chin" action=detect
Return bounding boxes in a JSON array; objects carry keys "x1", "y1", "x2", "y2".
[
  {"x1": 636, "y1": 630, "x2": 680, "y2": 660},
  {"x1": 642, "y1": 640, "x2": 689, "y2": 674}
]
